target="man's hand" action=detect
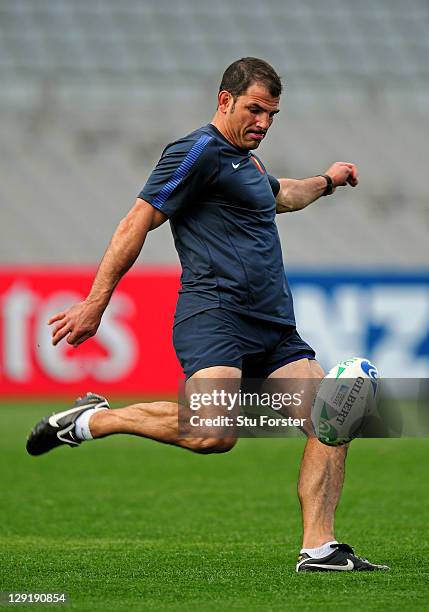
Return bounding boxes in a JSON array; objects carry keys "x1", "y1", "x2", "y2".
[
  {"x1": 48, "y1": 300, "x2": 105, "y2": 347},
  {"x1": 324, "y1": 162, "x2": 359, "y2": 192},
  {"x1": 276, "y1": 161, "x2": 359, "y2": 213}
]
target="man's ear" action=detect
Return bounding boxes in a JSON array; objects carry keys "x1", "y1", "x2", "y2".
[{"x1": 217, "y1": 90, "x2": 233, "y2": 113}]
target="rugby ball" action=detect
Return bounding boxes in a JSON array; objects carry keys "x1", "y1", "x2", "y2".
[{"x1": 311, "y1": 357, "x2": 378, "y2": 446}]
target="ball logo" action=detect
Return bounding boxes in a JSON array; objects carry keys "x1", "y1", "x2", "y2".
[
  {"x1": 360, "y1": 360, "x2": 378, "y2": 379},
  {"x1": 339, "y1": 358, "x2": 359, "y2": 368},
  {"x1": 360, "y1": 360, "x2": 378, "y2": 396}
]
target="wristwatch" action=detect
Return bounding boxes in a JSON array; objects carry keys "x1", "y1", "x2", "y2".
[{"x1": 320, "y1": 174, "x2": 334, "y2": 196}]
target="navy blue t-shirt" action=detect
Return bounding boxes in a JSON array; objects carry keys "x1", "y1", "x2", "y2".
[{"x1": 139, "y1": 123, "x2": 295, "y2": 326}]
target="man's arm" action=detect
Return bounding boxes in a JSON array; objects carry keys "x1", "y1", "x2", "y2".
[
  {"x1": 49, "y1": 198, "x2": 167, "y2": 347},
  {"x1": 275, "y1": 162, "x2": 359, "y2": 213}
]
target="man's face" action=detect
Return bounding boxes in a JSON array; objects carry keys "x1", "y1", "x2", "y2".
[{"x1": 220, "y1": 82, "x2": 280, "y2": 150}]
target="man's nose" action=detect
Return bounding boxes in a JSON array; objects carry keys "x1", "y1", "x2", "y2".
[{"x1": 256, "y1": 113, "x2": 270, "y2": 130}]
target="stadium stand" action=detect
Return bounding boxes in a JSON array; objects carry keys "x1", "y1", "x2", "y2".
[{"x1": 0, "y1": 0, "x2": 428, "y2": 266}]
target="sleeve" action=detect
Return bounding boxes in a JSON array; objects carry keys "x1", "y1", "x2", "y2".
[
  {"x1": 267, "y1": 174, "x2": 280, "y2": 198},
  {"x1": 138, "y1": 133, "x2": 217, "y2": 218}
]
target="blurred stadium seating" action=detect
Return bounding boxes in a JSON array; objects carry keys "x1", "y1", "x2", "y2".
[{"x1": 1, "y1": 0, "x2": 428, "y2": 265}]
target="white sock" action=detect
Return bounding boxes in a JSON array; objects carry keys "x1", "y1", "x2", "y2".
[
  {"x1": 300, "y1": 540, "x2": 338, "y2": 559},
  {"x1": 74, "y1": 407, "x2": 107, "y2": 441}
]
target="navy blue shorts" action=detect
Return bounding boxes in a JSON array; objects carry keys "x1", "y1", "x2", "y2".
[{"x1": 173, "y1": 307, "x2": 316, "y2": 379}]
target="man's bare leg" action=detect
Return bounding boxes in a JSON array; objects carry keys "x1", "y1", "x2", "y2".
[
  {"x1": 268, "y1": 358, "x2": 348, "y2": 547},
  {"x1": 88, "y1": 365, "x2": 241, "y2": 454},
  {"x1": 297, "y1": 438, "x2": 348, "y2": 547}
]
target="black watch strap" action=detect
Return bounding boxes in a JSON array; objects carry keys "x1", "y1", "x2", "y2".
[{"x1": 320, "y1": 174, "x2": 333, "y2": 196}]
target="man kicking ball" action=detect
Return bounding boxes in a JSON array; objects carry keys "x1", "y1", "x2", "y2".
[{"x1": 27, "y1": 57, "x2": 389, "y2": 572}]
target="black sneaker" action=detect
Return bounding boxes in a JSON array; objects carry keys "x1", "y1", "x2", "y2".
[
  {"x1": 296, "y1": 543, "x2": 390, "y2": 572},
  {"x1": 26, "y1": 393, "x2": 109, "y2": 456}
]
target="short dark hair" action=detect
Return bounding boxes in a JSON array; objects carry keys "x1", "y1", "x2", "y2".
[{"x1": 219, "y1": 57, "x2": 282, "y2": 99}]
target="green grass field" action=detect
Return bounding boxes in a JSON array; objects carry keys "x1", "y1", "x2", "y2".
[{"x1": 1, "y1": 401, "x2": 428, "y2": 611}]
